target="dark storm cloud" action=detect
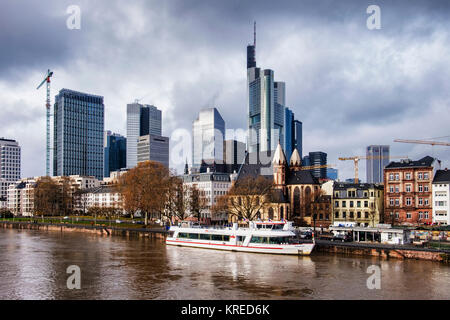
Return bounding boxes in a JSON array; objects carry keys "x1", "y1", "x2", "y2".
[{"x1": 1, "y1": 0, "x2": 449, "y2": 177}]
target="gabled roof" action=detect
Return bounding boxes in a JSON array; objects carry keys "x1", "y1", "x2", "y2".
[
  {"x1": 286, "y1": 170, "x2": 319, "y2": 185},
  {"x1": 385, "y1": 156, "x2": 435, "y2": 169},
  {"x1": 433, "y1": 170, "x2": 450, "y2": 183}
]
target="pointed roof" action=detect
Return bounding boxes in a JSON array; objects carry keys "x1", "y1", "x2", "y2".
[
  {"x1": 272, "y1": 142, "x2": 286, "y2": 165},
  {"x1": 290, "y1": 148, "x2": 301, "y2": 166}
]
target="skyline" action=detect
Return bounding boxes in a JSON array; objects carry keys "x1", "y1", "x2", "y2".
[{"x1": 2, "y1": 0, "x2": 450, "y2": 179}]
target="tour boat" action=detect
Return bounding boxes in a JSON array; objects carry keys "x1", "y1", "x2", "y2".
[{"x1": 166, "y1": 221, "x2": 315, "y2": 255}]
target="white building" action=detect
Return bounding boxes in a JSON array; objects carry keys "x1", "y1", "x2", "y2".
[
  {"x1": 74, "y1": 185, "x2": 123, "y2": 214},
  {"x1": 0, "y1": 138, "x2": 21, "y2": 205},
  {"x1": 432, "y1": 169, "x2": 450, "y2": 225},
  {"x1": 182, "y1": 169, "x2": 232, "y2": 221}
]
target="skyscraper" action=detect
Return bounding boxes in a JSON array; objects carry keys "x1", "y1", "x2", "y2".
[
  {"x1": 137, "y1": 135, "x2": 169, "y2": 168},
  {"x1": 192, "y1": 108, "x2": 225, "y2": 167},
  {"x1": 284, "y1": 108, "x2": 294, "y2": 161},
  {"x1": 126, "y1": 102, "x2": 162, "y2": 169},
  {"x1": 53, "y1": 89, "x2": 104, "y2": 180},
  {"x1": 309, "y1": 151, "x2": 327, "y2": 179},
  {"x1": 293, "y1": 120, "x2": 303, "y2": 160},
  {"x1": 366, "y1": 145, "x2": 390, "y2": 183},
  {"x1": 104, "y1": 131, "x2": 126, "y2": 178},
  {"x1": 0, "y1": 138, "x2": 21, "y2": 202},
  {"x1": 246, "y1": 27, "x2": 291, "y2": 154}
]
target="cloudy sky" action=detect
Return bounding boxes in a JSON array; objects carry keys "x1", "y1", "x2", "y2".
[{"x1": 1, "y1": 0, "x2": 450, "y2": 180}]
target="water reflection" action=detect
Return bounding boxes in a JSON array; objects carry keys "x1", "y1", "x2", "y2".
[{"x1": 0, "y1": 229, "x2": 449, "y2": 300}]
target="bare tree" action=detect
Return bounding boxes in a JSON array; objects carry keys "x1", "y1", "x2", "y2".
[{"x1": 188, "y1": 185, "x2": 209, "y2": 222}]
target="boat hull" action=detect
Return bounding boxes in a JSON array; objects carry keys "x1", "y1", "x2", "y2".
[{"x1": 166, "y1": 238, "x2": 315, "y2": 255}]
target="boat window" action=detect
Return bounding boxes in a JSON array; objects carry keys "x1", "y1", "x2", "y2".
[
  {"x1": 178, "y1": 233, "x2": 188, "y2": 238},
  {"x1": 272, "y1": 224, "x2": 284, "y2": 230},
  {"x1": 199, "y1": 234, "x2": 211, "y2": 240},
  {"x1": 250, "y1": 236, "x2": 268, "y2": 244},
  {"x1": 268, "y1": 236, "x2": 292, "y2": 244},
  {"x1": 188, "y1": 233, "x2": 199, "y2": 239},
  {"x1": 211, "y1": 234, "x2": 223, "y2": 241},
  {"x1": 223, "y1": 235, "x2": 230, "y2": 242}
]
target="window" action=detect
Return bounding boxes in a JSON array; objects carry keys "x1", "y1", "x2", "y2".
[
  {"x1": 419, "y1": 185, "x2": 423, "y2": 192},
  {"x1": 350, "y1": 201, "x2": 354, "y2": 208},
  {"x1": 200, "y1": 234, "x2": 211, "y2": 240},
  {"x1": 424, "y1": 198, "x2": 429, "y2": 206},
  {"x1": 406, "y1": 212, "x2": 412, "y2": 219},
  {"x1": 357, "y1": 201, "x2": 361, "y2": 207},
  {"x1": 395, "y1": 212, "x2": 399, "y2": 219},
  {"x1": 418, "y1": 198, "x2": 423, "y2": 205},
  {"x1": 357, "y1": 212, "x2": 361, "y2": 218},
  {"x1": 350, "y1": 212, "x2": 354, "y2": 219},
  {"x1": 424, "y1": 173, "x2": 429, "y2": 180},
  {"x1": 250, "y1": 236, "x2": 267, "y2": 244},
  {"x1": 364, "y1": 201, "x2": 368, "y2": 207},
  {"x1": 418, "y1": 173, "x2": 423, "y2": 180},
  {"x1": 406, "y1": 184, "x2": 411, "y2": 192},
  {"x1": 335, "y1": 212, "x2": 339, "y2": 218},
  {"x1": 395, "y1": 186, "x2": 399, "y2": 193},
  {"x1": 365, "y1": 212, "x2": 369, "y2": 218},
  {"x1": 389, "y1": 173, "x2": 394, "y2": 181},
  {"x1": 343, "y1": 212, "x2": 347, "y2": 219},
  {"x1": 389, "y1": 186, "x2": 394, "y2": 193},
  {"x1": 425, "y1": 212, "x2": 429, "y2": 219},
  {"x1": 335, "y1": 201, "x2": 339, "y2": 207},
  {"x1": 342, "y1": 201, "x2": 346, "y2": 208},
  {"x1": 424, "y1": 185, "x2": 429, "y2": 192},
  {"x1": 395, "y1": 199, "x2": 399, "y2": 206},
  {"x1": 406, "y1": 198, "x2": 412, "y2": 206},
  {"x1": 419, "y1": 212, "x2": 423, "y2": 219},
  {"x1": 390, "y1": 199, "x2": 394, "y2": 206},
  {"x1": 405, "y1": 173, "x2": 411, "y2": 180},
  {"x1": 395, "y1": 173, "x2": 399, "y2": 180}
]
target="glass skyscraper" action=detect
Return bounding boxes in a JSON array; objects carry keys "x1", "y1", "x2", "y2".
[
  {"x1": 309, "y1": 151, "x2": 327, "y2": 179},
  {"x1": 366, "y1": 145, "x2": 390, "y2": 183},
  {"x1": 53, "y1": 89, "x2": 104, "y2": 180},
  {"x1": 104, "y1": 131, "x2": 126, "y2": 178},
  {"x1": 0, "y1": 138, "x2": 21, "y2": 201},
  {"x1": 192, "y1": 108, "x2": 225, "y2": 167},
  {"x1": 137, "y1": 135, "x2": 169, "y2": 168},
  {"x1": 126, "y1": 103, "x2": 162, "y2": 169},
  {"x1": 293, "y1": 120, "x2": 302, "y2": 159}
]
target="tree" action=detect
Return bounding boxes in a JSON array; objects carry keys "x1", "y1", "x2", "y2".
[
  {"x1": 164, "y1": 176, "x2": 189, "y2": 223},
  {"x1": 188, "y1": 185, "x2": 209, "y2": 222},
  {"x1": 33, "y1": 176, "x2": 60, "y2": 216},
  {"x1": 118, "y1": 161, "x2": 171, "y2": 226},
  {"x1": 222, "y1": 176, "x2": 273, "y2": 222}
]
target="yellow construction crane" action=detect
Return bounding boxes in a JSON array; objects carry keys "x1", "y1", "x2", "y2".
[
  {"x1": 394, "y1": 139, "x2": 450, "y2": 146},
  {"x1": 300, "y1": 164, "x2": 336, "y2": 171},
  {"x1": 338, "y1": 155, "x2": 408, "y2": 183}
]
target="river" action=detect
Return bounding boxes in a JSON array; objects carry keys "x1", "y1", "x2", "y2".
[{"x1": 0, "y1": 228, "x2": 449, "y2": 300}]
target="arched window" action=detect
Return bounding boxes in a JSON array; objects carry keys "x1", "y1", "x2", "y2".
[
  {"x1": 293, "y1": 187, "x2": 300, "y2": 217},
  {"x1": 280, "y1": 206, "x2": 284, "y2": 220}
]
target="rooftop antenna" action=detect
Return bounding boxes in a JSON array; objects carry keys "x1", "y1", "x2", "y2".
[{"x1": 253, "y1": 21, "x2": 256, "y2": 48}]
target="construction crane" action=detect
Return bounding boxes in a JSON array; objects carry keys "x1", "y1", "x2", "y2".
[
  {"x1": 36, "y1": 69, "x2": 54, "y2": 176},
  {"x1": 394, "y1": 139, "x2": 450, "y2": 146},
  {"x1": 338, "y1": 155, "x2": 408, "y2": 183},
  {"x1": 300, "y1": 164, "x2": 336, "y2": 171}
]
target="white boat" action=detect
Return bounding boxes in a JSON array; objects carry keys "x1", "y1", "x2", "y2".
[{"x1": 166, "y1": 221, "x2": 315, "y2": 255}]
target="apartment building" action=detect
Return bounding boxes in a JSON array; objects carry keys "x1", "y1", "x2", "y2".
[
  {"x1": 384, "y1": 156, "x2": 440, "y2": 225},
  {"x1": 432, "y1": 169, "x2": 450, "y2": 225}
]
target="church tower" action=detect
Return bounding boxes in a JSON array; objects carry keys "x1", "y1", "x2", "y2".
[
  {"x1": 289, "y1": 148, "x2": 302, "y2": 171},
  {"x1": 272, "y1": 142, "x2": 287, "y2": 193}
]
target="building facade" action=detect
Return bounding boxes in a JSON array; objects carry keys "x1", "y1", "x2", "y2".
[
  {"x1": 182, "y1": 170, "x2": 232, "y2": 221},
  {"x1": 333, "y1": 182, "x2": 384, "y2": 227},
  {"x1": 137, "y1": 134, "x2": 169, "y2": 168},
  {"x1": 223, "y1": 139, "x2": 246, "y2": 166},
  {"x1": 192, "y1": 108, "x2": 225, "y2": 167},
  {"x1": 432, "y1": 169, "x2": 450, "y2": 225},
  {"x1": 308, "y1": 151, "x2": 327, "y2": 179},
  {"x1": 366, "y1": 145, "x2": 390, "y2": 183},
  {"x1": 384, "y1": 156, "x2": 439, "y2": 225},
  {"x1": 104, "y1": 131, "x2": 126, "y2": 178},
  {"x1": 126, "y1": 103, "x2": 162, "y2": 169},
  {"x1": 74, "y1": 185, "x2": 123, "y2": 215},
  {"x1": 0, "y1": 138, "x2": 21, "y2": 205},
  {"x1": 53, "y1": 89, "x2": 104, "y2": 180}
]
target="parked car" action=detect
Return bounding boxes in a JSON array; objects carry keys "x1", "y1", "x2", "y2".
[{"x1": 331, "y1": 233, "x2": 352, "y2": 242}]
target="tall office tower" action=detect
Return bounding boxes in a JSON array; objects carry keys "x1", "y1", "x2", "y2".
[
  {"x1": 53, "y1": 89, "x2": 104, "y2": 180},
  {"x1": 192, "y1": 108, "x2": 225, "y2": 167},
  {"x1": 293, "y1": 120, "x2": 303, "y2": 159},
  {"x1": 137, "y1": 135, "x2": 169, "y2": 168},
  {"x1": 366, "y1": 145, "x2": 390, "y2": 183},
  {"x1": 103, "y1": 131, "x2": 127, "y2": 178},
  {"x1": 302, "y1": 155, "x2": 311, "y2": 167},
  {"x1": 223, "y1": 139, "x2": 246, "y2": 165},
  {"x1": 284, "y1": 108, "x2": 294, "y2": 161},
  {"x1": 246, "y1": 29, "x2": 286, "y2": 154},
  {"x1": 126, "y1": 102, "x2": 162, "y2": 169},
  {"x1": 0, "y1": 138, "x2": 21, "y2": 201},
  {"x1": 309, "y1": 151, "x2": 327, "y2": 179}
]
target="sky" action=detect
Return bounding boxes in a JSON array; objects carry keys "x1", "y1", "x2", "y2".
[{"x1": 1, "y1": 0, "x2": 450, "y2": 180}]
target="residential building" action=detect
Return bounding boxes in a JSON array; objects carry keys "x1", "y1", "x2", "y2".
[
  {"x1": 0, "y1": 138, "x2": 21, "y2": 204},
  {"x1": 74, "y1": 185, "x2": 123, "y2": 215},
  {"x1": 137, "y1": 134, "x2": 169, "y2": 168},
  {"x1": 104, "y1": 131, "x2": 126, "y2": 178},
  {"x1": 432, "y1": 169, "x2": 450, "y2": 225},
  {"x1": 182, "y1": 170, "x2": 232, "y2": 222},
  {"x1": 126, "y1": 102, "x2": 162, "y2": 169},
  {"x1": 384, "y1": 156, "x2": 440, "y2": 225},
  {"x1": 333, "y1": 182, "x2": 384, "y2": 227},
  {"x1": 366, "y1": 145, "x2": 390, "y2": 183},
  {"x1": 53, "y1": 89, "x2": 104, "y2": 180},
  {"x1": 7, "y1": 175, "x2": 100, "y2": 216},
  {"x1": 192, "y1": 108, "x2": 225, "y2": 167}
]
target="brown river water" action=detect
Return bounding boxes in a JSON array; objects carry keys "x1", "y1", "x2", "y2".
[{"x1": 0, "y1": 228, "x2": 449, "y2": 300}]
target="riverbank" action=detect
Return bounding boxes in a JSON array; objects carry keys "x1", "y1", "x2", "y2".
[
  {"x1": 0, "y1": 220, "x2": 167, "y2": 239},
  {"x1": 1, "y1": 221, "x2": 449, "y2": 263}
]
